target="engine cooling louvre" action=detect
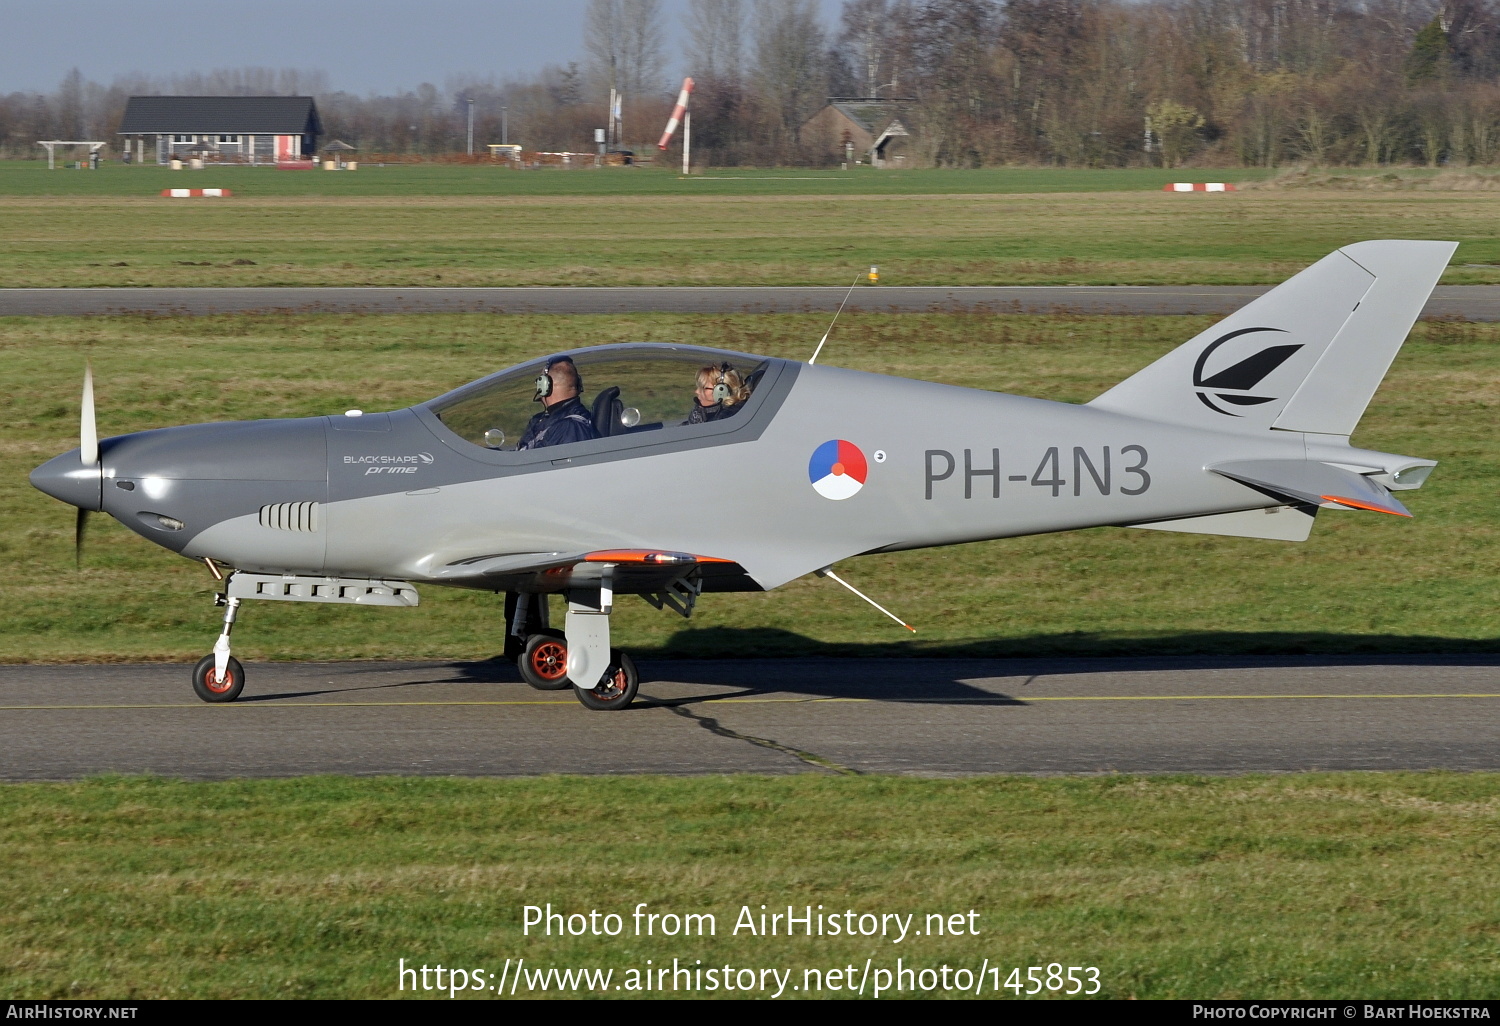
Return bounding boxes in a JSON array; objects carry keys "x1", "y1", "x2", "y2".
[{"x1": 258, "y1": 501, "x2": 319, "y2": 532}]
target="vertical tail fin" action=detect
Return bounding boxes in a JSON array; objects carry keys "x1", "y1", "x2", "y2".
[{"x1": 1089, "y1": 240, "x2": 1456, "y2": 437}]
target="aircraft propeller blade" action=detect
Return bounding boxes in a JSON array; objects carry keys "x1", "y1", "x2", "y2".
[
  {"x1": 75, "y1": 507, "x2": 91, "y2": 568},
  {"x1": 80, "y1": 362, "x2": 98, "y2": 466}
]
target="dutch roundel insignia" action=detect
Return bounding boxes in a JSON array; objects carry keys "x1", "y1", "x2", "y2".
[{"x1": 808, "y1": 440, "x2": 868, "y2": 500}]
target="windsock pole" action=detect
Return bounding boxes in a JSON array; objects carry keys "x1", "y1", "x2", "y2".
[{"x1": 658, "y1": 77, "x2": 695, "y2": 163}]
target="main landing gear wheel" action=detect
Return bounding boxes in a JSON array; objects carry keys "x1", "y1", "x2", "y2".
[
  {"x1": 519, "y1": 629, "x2": 572, "y2": 691},
  {"x1": 192, "y1": 654, "x2": 245, "y2": 703},
  {"x1": 573, "y1": 649, "x2": 638, "y2": 711}
]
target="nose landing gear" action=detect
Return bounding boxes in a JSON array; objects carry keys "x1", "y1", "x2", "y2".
[
  {"x1": 192, "y1": 594, "x2": 245, "y2": 702},
  {"x1": 188, "y1": 571, "x2": 421, "y2": 703}
]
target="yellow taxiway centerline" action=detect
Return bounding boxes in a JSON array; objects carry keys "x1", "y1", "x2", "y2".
[{"x1": 0, "y1": 692, "x2": 1498, "y2": 711}]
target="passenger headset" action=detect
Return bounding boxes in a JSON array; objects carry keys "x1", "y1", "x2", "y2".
[
  {"x1": 533, "y1": 359, "x2": 582, "y2": 403},
  {"x1": 711, "y1": 362, "x2": 734, "y2": 403}
]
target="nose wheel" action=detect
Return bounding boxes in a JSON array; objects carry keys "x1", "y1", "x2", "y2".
[{"x1": 192, "y1": 654, "x2": 245, "y2": 702}]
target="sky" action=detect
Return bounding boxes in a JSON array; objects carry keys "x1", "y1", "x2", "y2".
[{"x1": 2, "y1": 0, "x2": 846, "y2": 96}]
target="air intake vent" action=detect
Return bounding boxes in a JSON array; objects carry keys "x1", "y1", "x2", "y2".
[{"x1": 258, "y1": 501, "x2": 319, "y2": 532}]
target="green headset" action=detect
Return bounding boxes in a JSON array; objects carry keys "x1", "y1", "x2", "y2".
[
  {"x1": 534, "y1": 358, "x2": 583, "y2": 402},
  {"x1": 711, "y1": 362, "x2": 734, "y2": 403}
]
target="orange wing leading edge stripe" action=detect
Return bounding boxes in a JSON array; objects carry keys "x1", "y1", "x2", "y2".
[
  {"x1": 583, "y1": 550, "x2": 734, "y2": 564},
  {"x1": 1321, "y1": 495, "x2": 1412, "y2": 517}
]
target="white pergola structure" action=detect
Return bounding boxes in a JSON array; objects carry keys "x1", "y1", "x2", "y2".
[{"x1": 38, "y1": 141, "x2": 107, "y2": 170}]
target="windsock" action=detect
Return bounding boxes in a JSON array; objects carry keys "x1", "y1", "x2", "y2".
[{"x1": 658, "y1": 77, "x2": 695, "y2": 150}]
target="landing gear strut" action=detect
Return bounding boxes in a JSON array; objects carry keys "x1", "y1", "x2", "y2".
[{"x1": 504, "y1": 591, "x2": 550, "y2": 660}]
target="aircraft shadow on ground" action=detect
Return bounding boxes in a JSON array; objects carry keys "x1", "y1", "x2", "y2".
[
  {"x1": 238, "y1": 626, "x2": 1500, "y2": 705},
  {"x1": 414, "y1": 627, "x2": 1500, "y2": 709}
]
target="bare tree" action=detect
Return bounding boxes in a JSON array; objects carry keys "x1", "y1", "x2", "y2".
[
  {"x1": 687, "y1": 0, "x2": 745, "y2": 82},
  {"x1": 55, "y1": 68, "x2": 84, "y2": 139},
  {"x1": 1294, "y1": 100, "x2": 1332, "y2": 164},
  {"x1": 752, "y1": 0, "x2": 828, "y2": 140},
  {"x1": 913, "y1": 0, "x2": 999, "y2": 165},
  {"x1": 586, "y1": 0, "x2": 626, "y2": 96},
  {"x1": 840, "y1": 0, "x2": 915, "y2": 97},
  {"x1": 586, "y1": 0, "x2": 667, "y2": 98},
  {"x1": 623, "y1": 0, "x2": 667, "y2": 95}
]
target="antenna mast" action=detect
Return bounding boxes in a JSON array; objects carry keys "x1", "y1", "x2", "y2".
[
  {"x1": 808, "y1": 273, "x2": 863, "y2": 365},
  {"x1": 816, "y1": 567, "x2": 916, "y2": 632}
]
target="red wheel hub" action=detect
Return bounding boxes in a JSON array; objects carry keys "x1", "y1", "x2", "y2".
[
  {"x1": 530, "y1": 641, "x2": 568, "y2": 681},
  {"x1": 593, "y1": 666, "x2": 627, "y2": 700}
]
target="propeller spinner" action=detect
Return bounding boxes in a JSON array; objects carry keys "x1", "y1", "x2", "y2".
[{"x1": 28, "y1": 364, "x2": 106, "y2": 565}]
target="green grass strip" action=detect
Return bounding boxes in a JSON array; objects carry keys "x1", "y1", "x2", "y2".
[{"x1": 2, "y1": 772, "x2": 1497, "y2": 999}]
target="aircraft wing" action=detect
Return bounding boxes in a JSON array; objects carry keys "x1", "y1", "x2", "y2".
[
  {"x1": 427, "y1": 548, "x2": 759, "y2": 593},
  {"x1": 1209, "y1": 460, "x2": 1412, "y2": 517}
]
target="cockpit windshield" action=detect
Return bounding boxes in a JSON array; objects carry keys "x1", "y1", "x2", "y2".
[{"x1": 427, "y1": 344, "x2": 775, "y2": 454}]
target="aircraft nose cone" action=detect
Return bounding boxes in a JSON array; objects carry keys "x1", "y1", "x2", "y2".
[{"x1": 30, "y1": 450, "x2": 103, "y2": 511}]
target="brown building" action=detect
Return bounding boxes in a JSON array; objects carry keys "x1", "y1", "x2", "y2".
[{"x1": 800, "y1": 98, "x2": 916, "y2": 167}]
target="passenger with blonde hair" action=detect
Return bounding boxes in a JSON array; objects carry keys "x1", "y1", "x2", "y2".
[{"x1": 687, "y1": 363, "x2": 750, "y2": 425}]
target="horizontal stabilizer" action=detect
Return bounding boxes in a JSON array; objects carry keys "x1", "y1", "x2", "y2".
[
  {"x1": 1128, "y1": 504, "x2": 1317, "y2": 541},
  {"x1": 1210, "y1": 460, "x2": 1411, "y2": 517}
]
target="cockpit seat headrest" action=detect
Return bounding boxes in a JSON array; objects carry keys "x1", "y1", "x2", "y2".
[{"x1": 590, "y1": 385, "x2": 622, "y2": 438}]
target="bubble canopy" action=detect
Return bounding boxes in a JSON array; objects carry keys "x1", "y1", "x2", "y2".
[{"x1": 424, "y1": 343, "x2": 778, "y2": 454}]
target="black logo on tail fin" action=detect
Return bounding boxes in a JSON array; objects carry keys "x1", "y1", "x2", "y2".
[{"x1": 1193, "y1": 327, "x2": 1302, "y2": 416}]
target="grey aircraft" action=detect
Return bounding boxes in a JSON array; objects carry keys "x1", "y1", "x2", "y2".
[{"x1": 31, "y1": 240, "x2": 1452, "y2": 709}]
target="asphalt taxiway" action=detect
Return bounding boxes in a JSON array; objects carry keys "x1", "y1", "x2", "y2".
[
  {"x1": 1, "y1": 656, "x2": 1496, "y2": 779},
  {"x1": 3, "y1": 284, "x2": 1500, "y2": 319}
]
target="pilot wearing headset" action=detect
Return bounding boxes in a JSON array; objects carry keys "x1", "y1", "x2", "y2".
[
  {"x1": 516, "y1": 357, "x2": 599, "y2": 450},
  {"x1": 687, "y1": 363, "x2": 750, "y2": 424}
]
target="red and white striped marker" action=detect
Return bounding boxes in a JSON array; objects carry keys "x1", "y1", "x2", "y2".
[
  {"x1": 658, "y1": 77, "x2": 695, "y2": 150},
  {"x1": 1163, "y1": 183, "x2": 1236, "y2": 192},
  {"x1": 160, "y1": 188, "x2": 232, "y2": 198}
]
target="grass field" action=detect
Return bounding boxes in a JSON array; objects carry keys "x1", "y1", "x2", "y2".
[
  {"x1": 4, "y1": 311, "x2": 1497, "y2": 665},
  {"x1": 3, "y1": 773, "x2": 1497, "y2": 999},
  {"x1": 1, "y1": 161, "x2": 1283, "y2": 198},
  {"x1": 3, "y1": 163, "x2": 1500, "y2": 287}
]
